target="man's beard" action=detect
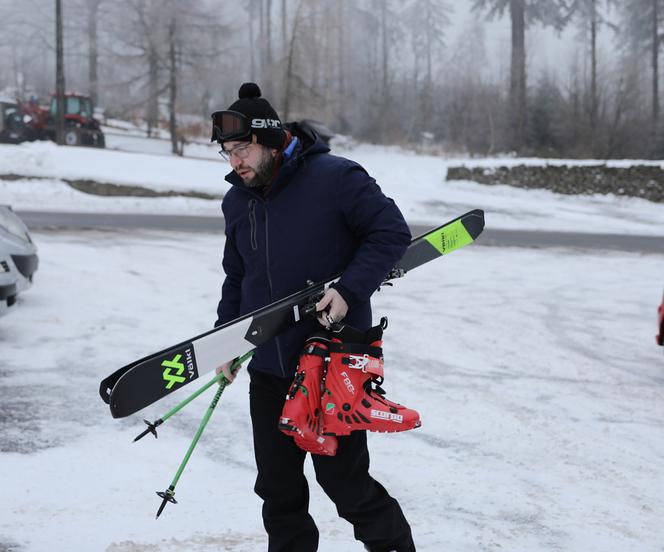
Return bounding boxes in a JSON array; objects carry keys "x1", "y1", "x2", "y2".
[{"x1": 244, "y1": 148, "x2": 276, "y2": 189}]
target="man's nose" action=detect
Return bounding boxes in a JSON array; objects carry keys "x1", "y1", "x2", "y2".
[{"x1": 230, "y1": 156, "x2": 242, "y2": 170}]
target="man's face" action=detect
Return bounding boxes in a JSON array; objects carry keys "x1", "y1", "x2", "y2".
[{"x1": 223, "y1": 139, "x2": 276, "y2": 188}]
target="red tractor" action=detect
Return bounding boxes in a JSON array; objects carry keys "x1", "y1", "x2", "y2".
[{"x1": 21, "y1": 93, "x2": 104, "y2": 148}]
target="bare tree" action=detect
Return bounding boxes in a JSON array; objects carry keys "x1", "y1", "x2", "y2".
[
  {"x1": 336, "y1": 0, "x2": 345, "y2": 100},
  {"x1": 347, "y1": 0, "x2": 402, "y2": 140},
  {"x1": 266, "y1": 0, "x2": 273, "y2": 67},
  {"x1": 281, "y1": 0, "x2": 287, "y2": 54},
  {"x1": 282, "y1": 0, "x2": 304, "y2": 121},
  {"x1": 55, "y1": 0, "x2": 66, "y2": 145},
  {"x1": 442, "y1": 19, "x2": 506, "y2": 155},
  {"x1": 473, "y1": 0, "x2": 572, "y2": 153},
  {"x1": 403, "y1": 0, "x2": 451, "y2": 139},
  {"x1": 167, "y1": 6, "x2": 178, "y2": 154},
  {"x1": 618, "y1": 0, "x2": 664, "y2": 135},
  {"x1": 248, "y1": 0, "x2": 257, "y2": 80},
  {"x1": 87, "y1": 0, "x2": 102, "y2": 106},
  {"x1": 568, "y1": 0, "x2": 617, "y2": 154}
]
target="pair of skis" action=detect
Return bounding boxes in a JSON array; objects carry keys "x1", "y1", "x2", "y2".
[{"x1": 100, "y1": 209, "x2": 485, "y2": 419}]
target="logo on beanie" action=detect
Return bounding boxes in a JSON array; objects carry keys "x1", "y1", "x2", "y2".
[{"x1": 251, "y1": 118, "x2": 281, "y2": 129}]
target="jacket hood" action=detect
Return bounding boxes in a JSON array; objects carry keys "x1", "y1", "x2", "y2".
[{"x1": 284, "y1": 120, "x2": 331, "y2": 156}]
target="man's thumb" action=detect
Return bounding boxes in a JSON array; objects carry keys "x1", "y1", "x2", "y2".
[{"x1": 316, "y1": 294, "x2": 331, "y2": 311}]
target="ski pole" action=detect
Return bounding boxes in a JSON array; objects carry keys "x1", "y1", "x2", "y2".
[
  {"x1": 134, "y1": 351, "x2": 254, "y2": 442},
  {"x1": 155, "y1": 353, "x2": 251, "y2": 519}
]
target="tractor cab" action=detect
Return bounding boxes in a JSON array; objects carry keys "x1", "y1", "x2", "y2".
[
  {"x1": 50, "y1": 94, "x2": 94, "y2": 121},
  {"x1": 48, "y1": 93, "x2": 104, "y2": 147}
]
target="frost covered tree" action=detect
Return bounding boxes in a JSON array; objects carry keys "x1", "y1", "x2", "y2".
[
  {"x1": 402, "y1": 0, "x2": 451, "y2": 139},
  {"x1": 472, "y1": 0, "x2": 572, "y2": 153},
  {"x1": 55, "y1": 0, "x2": 65, "y2": 145},
  {"x1": 86, "y1": 0, "x2": 104, "y2": 106},
  {"x1": 104, "y1": 0, "x2": 224, "y2": 146},
  {"x1": 617, "y1": 0, "x2": 663, "y2": 126},
  {"x1": 568, "y1": 0, "x2": 617, "y2": 154}
]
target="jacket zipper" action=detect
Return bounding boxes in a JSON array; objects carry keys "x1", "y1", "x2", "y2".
[
  {"x1": 263, "y1": 203, "x2": 287, "y2": 377},
  {"x1": 248, "y1": 199, "x2": 258, "y2": 251}
]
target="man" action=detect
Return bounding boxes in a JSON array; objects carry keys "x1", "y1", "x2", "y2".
[{"x1": 212, "y1": 82, "x2": 416, "y2": 552}]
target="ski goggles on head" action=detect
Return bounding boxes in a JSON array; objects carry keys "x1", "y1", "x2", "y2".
[{"x1": 210, "y1": 110, "x2": 252, "y2": 143}]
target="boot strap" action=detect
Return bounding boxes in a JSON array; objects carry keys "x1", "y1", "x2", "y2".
[
  {"x1": 328, "y1": 342, "x2": 382, "y2": 358},
  {"x1": 302, "y1": 344, "x2": 329, "y2": 358},
  {"x1": 344, "y1": 354, "x2": 383, "y2": 377},
  {"x1": 328, "y1": 343, "x2": 384, "y2": 377}
]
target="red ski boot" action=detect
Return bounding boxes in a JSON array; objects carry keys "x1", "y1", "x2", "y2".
[
  {"x1": 279, "y1": 333, "x2": 338, "y2": 456},
  {"x1": 321, "y1": 320, "x2": 421, "y2": 436}
]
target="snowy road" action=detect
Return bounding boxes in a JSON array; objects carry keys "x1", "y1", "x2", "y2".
[
  {"x1": 13, "y1": 211, "x2": 664, "y2": 254},
  {"x1": 1, "y1": 229, "x2": 662, "y2": 551}
]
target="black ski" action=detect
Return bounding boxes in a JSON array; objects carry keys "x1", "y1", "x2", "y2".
[{"x1": 100, "y1": 209, "x2": 484, "y2": 418}]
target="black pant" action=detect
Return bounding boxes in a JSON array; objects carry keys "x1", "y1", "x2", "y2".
[{"x1": 249, "y1": 370, "x2": 415, "y2": 552}]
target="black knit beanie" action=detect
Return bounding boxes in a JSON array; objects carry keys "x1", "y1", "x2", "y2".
[{"x1": 226, "y1": 83, "x2": 285, "y2": 149}]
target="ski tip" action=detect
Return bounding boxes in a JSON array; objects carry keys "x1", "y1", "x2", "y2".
[
  {"x1": 467, "y1": 208, "x2": 485, "y2": 222},
  {"x1": 110, "y1": 402, "x2": 133, "y2": 419},
  {"x1": 462, "y1": 209, "x2": 485, "y2": 240},
  {"x1": 109, "y1": 403, "x2": 125, "y2": 419},
  {"x1": 98, "y1": 383, "x2": 112, "y2": 404}
]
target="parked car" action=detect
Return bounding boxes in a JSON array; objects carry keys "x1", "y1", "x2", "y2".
[
  {"x1": 657, "y1": 290, "x2": 664, "y2": 346},
  {"x1": 0, "y1": 256, "x2": 18, "y2": 318},
  {"x1": 0, "y1": 206, "x2": 38, "y2": 292}
]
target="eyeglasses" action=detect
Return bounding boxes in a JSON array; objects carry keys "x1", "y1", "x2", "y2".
[
  {"x1": 219, "y1": 142, "x2": 253, "y2": 161},
  {"x1": 210, "y1": 110, "x2": 251, "y2": 143}
]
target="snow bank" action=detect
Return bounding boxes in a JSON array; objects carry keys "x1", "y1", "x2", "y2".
[{"x1": 0, "y1": 140, "x2": 663, "y2": 235}]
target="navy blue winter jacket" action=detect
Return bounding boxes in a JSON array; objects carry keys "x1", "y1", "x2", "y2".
[{"x1": 215, "y1": 126, "x2": 411, "y2": 378}]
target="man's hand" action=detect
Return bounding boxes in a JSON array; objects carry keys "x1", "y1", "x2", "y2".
[
  {"x1": 215, "y1": 360, "x2": 241, "y2": 384},
  {"x1": 315, "y1": 288, "x2": 348, "y2": 328}
]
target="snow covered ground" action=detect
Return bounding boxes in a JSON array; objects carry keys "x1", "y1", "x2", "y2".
[
  {"x1": 1, "y1": 140, "x2": 663, "y2": 235},
  {"x1": 0, "y1": 135, "x2": 663, "y2": 550},
  {"x1": 1, "y1": 230, "x2": 662, "y2": 551}
]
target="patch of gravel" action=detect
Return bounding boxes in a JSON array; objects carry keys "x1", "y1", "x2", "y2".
[{"x1": 0, "y1": 174, "x2": 223, "y2": 200}]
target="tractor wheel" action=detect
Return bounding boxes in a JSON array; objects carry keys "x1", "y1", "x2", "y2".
[{"x1": 64, "y1": 128, "x2": 80, "y2": 146}]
